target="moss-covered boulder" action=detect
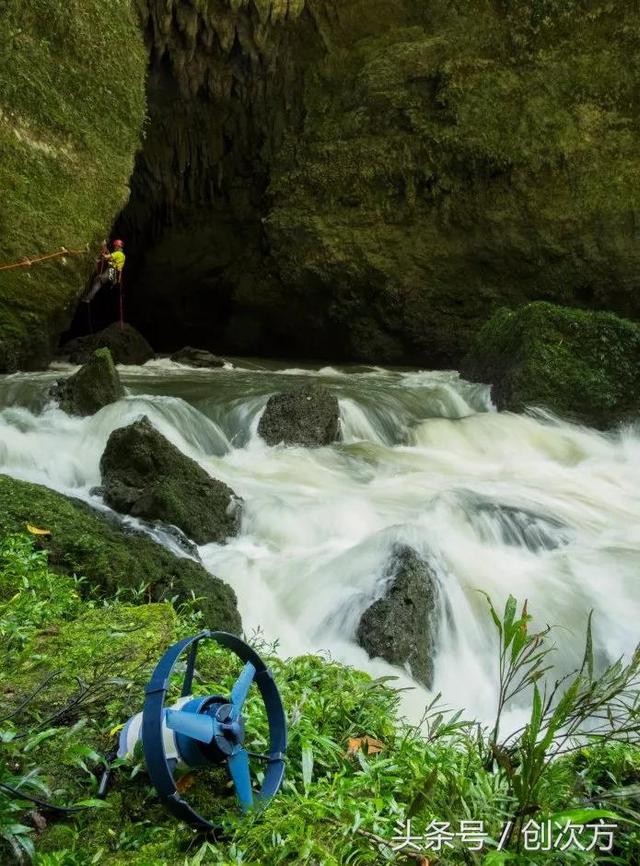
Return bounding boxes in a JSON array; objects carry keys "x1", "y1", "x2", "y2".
[
  {"x1": 357, "y1": 546, "x2": 441, "y2": 688},
  {"x1": 0, "y1": 474, "x2": 241, "y2": 632},
  {"x1": 0, "y1": 1, "x2": 146, "y2": 372},
  {"x1": 461, "y1": 302, "x2": 640, "y2": 428},
  {"x1": 100, "y1": 416, "x2": 242, "y2": 544},
  {"x1": 258, "y1": 386, "x2": 341, "y2": 447},
  {"x1": 60, "y1": 322, "x2": 155, "y2": 366},
  {"x1": 50, "y1": 348, "x2": 124, "y2": 416}
]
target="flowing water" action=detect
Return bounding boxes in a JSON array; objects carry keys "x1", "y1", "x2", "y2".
[{"x1": 1, "y1": 358, "x2": 639, "y2": 726}]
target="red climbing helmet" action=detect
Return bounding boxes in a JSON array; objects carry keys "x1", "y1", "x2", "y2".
[{"x1": 112, "y1": 239, "x2": 124, "y2": 250}]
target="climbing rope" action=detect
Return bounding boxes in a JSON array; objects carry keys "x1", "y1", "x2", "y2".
[
  {"x1": 0, "y1": 246, "x2": 89, "y2": 272},
  {"x1": 117, "y1": 269, "x2": 125, "y2": 330}
]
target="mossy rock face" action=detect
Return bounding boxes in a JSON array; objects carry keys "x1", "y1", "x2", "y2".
[
  {"x1": 100, "y1": 416, "x2": 243, "y2": 544},
  {"x1": 264, "y1": 3, "x2": 640, "y2": 366},
  {"x1": 50, "y1": 348, "x2": 124, "y2": 416},
  {"x1": 258, "y1": 385, "x2": 341, "y2": 447},
  {"x1": 461, "y1": 302, "x2": 640, "y2": 428},
  {"x1": 0, "y1": 474, "x2": 241, "y2": 632},
  {"x1": 0, "y1": 1, "x2": 146, "y2": 372},
  {"x1": 357, "y1": 546, "x2": 441, "y2": 688},
  {"x1": 60, "y1": 323, "x2": 155, "y2": 366}
]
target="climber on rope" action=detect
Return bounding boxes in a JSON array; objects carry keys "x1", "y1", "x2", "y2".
[{"x1": 83, "y1": 239, "x2": 126, "y2": 303}]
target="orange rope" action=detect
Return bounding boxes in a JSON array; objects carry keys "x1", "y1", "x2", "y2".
[{"x1": 0, "y1": 246, "x2": 88, "y2": 272}]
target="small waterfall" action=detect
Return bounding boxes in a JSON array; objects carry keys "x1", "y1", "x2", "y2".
[{"x1": 1, "y1": 359, "x2": 638, "y2": 725}]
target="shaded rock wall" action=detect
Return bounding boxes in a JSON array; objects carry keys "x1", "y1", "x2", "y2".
[
  {"x1": 0, "y1": 0, "x2": 147, "y2": 371},
  {"x1": 4, "y1": 1, "x2": 640, "y2": 368},
  {"x1": 122, "y1": 0, "x2": 640, "y2": 366}
]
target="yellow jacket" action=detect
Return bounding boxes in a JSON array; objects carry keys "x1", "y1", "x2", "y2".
[{"x1": 108, "y1": 250, "x2": 126, "y2": 272}]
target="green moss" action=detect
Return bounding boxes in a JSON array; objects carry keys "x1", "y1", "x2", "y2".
[
  {"x1": 0, "y1": 0, "x2": 147, "y2": 371},
  {"x1": 461, "y1": 301, "x2": 640, "y2": 427},
  {"x1": 53, "y1": 348, "x2": 124, "y2": 417},
  {"x1": 100, "y1": 417, "x2": 242, "y2": 545},
  {"x1": 266, "y1": 1, "x2": 640, "y2": 366},
  {"x1": 0, "y1": 474, "x2": 241, "y2": 632},
  {"x1": 2, "y1": 534, "x2": 640, "y2": 865}
]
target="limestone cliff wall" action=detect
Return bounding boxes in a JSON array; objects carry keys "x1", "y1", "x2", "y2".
[
  {"x1": 0, "y1": 0, "x2": 147, "y2": 371},
  {"x1": 2, "y1": 0, "x2": 639, "y2": 369}
]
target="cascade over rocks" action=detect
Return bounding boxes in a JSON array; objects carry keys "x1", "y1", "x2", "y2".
[
  {"x1": 357, "y1": 546, "x2": 441, "y2": 688},
  {"x1": 468, "y1": 498, "x2": 571, "y2": 553},
  {"x1": 100, "y1": 416, "x2": 242, "y2": 545},
  {"x1": 59, "y1": 323, "x2": 155, "y2": 366},
  {"x1": 51, "y1": 348, "x2": 124, "y2": 417},
  {"x1": 0, "y1": 473, "x2": 241, "y2": 632},
  {"x1": 461, "y1": 302, "x2": 640, "y2": 429},
  {"x1": 170, "y1": 346, "x2": 226, "y2": 368},
  {"x1": 258, "y1": 385, "x2": 340, "y2": 447}
]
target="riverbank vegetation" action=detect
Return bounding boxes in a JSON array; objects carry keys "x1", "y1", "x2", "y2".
[{"x1": 1, "y1": 531, "x2": 638, "y2": 865}]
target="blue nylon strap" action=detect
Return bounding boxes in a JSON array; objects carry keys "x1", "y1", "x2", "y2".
[{"x1": 141, "y1": 631, "x2": 287, "y2": 830}]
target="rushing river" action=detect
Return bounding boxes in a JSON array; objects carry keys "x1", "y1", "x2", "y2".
[{"x1": 1, "y1": 358, "x2": 639, "y2": 726}]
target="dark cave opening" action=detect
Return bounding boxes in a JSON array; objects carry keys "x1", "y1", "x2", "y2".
[{"x1": 62, "y1": 4, "x2": 323, "y2": 359}]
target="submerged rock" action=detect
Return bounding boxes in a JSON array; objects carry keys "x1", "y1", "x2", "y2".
[
  {"x1": 0, "y1": 473, "x2": 241, "y2": 632},
  {"x1": 469, "y1": 499, "x2": 571, "y2": 553},
  {"x1": 357, "y1": 546, "x2": 441, "y2": 688},
  {"x1": 461, "y1": 302, "x2": 640, "y2": 429},
  {"x1": 170, "y1": 346, "x2": 226, "y2": 368},
  {"x1": 60, "y1": 323, "x2": 155, "y2": 366},
  {"x1": 100, "y1": 416, "x2": 242, "y2": 545},
  {"x1": 51, "y1": 348, "x2": 124, "y2": 416},
  {"x1": 258, "y1": 385, "x2": 340, "y2": 447}
]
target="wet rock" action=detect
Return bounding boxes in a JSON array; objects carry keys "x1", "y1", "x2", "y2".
[
  {"x1": 469, "y1": 499, "x2": 571, "y2": 552},
  {"x1": 100, "y1": 416, "x2": 242, "y2": 545},
  {"x1": 258, "y1": 385, "x2": 340, "y2": 447},
  {"x1": 0, "y1": 473, "x2": 241, "y2": 633},
  {"x1": 60, "y1": 323, "x2": 155, "y2": 366},
  {"x1": 170, "y1": 346, "x2": 226, "y2": 368},
  {"x1": 461, "y1": 302, "x2": 640, "y2": 429},
  {"x1": 357, "y1": 546, "x2": 441, "y2": 688},
  {"x1": 51, "y1": 348, "x2": 124, "y2": 416}
]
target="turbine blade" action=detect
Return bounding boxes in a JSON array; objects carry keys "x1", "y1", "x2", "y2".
[
  {"x1": 165, "y1": 709, "x2": 215, "y2": 744},
  {"x1": 230, "y1": 662, "x2": 256, "y2": 718},
  {"x1": 228, "y1": 748, "x2": 253, "y2": 811}
]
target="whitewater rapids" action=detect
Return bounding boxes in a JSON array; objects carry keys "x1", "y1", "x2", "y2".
[{"x1": 0, "y1": 358, "x2": 638, "y2": 726}]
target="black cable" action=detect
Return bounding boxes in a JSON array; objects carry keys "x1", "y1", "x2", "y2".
[
  {"x1": 0, "y1": 671, "x2": 64, "y2": 725},
  {"x1": 0, "y1": 782, "x2": 92, "y2": 815}
]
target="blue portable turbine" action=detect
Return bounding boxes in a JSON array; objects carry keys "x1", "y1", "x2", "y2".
[{"x1": 118, "y1": 631, "x2": 287, "y2": 829}]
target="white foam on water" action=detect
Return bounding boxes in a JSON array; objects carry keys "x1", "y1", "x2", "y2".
[{"x1": 1, "y1": 361, "x2": 638, "y2": 726}]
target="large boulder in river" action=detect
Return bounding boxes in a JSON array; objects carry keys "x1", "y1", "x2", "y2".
[
  {"x1": 100, "y1": 416, "x2": 241, "y2": 544},
  {"x1": 461, "y1": 302, "x2": 640, "y2": 429},
  {"x1": 51, "y1": 348, "x2": 124, "y2": 416},
  {"x1": 357, "y1": 546, "x2": 441, "y2": 688},
  {"x1": 0, "y1": 474, "x2": 241, "y2": 632},
  {"x1": 60, "y1": 323, "x2": 155, "y2": 366},
  {"x1": 258, "y1": 385, "x2": 340, "y2": 447},
  {"x1": 170, "y1": 346, "x2": 226, "y2": 368}
]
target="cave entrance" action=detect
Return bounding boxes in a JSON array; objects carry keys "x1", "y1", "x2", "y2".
[{"x1": 64, "y1": 4, "x2": 321, "y2": 358}]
